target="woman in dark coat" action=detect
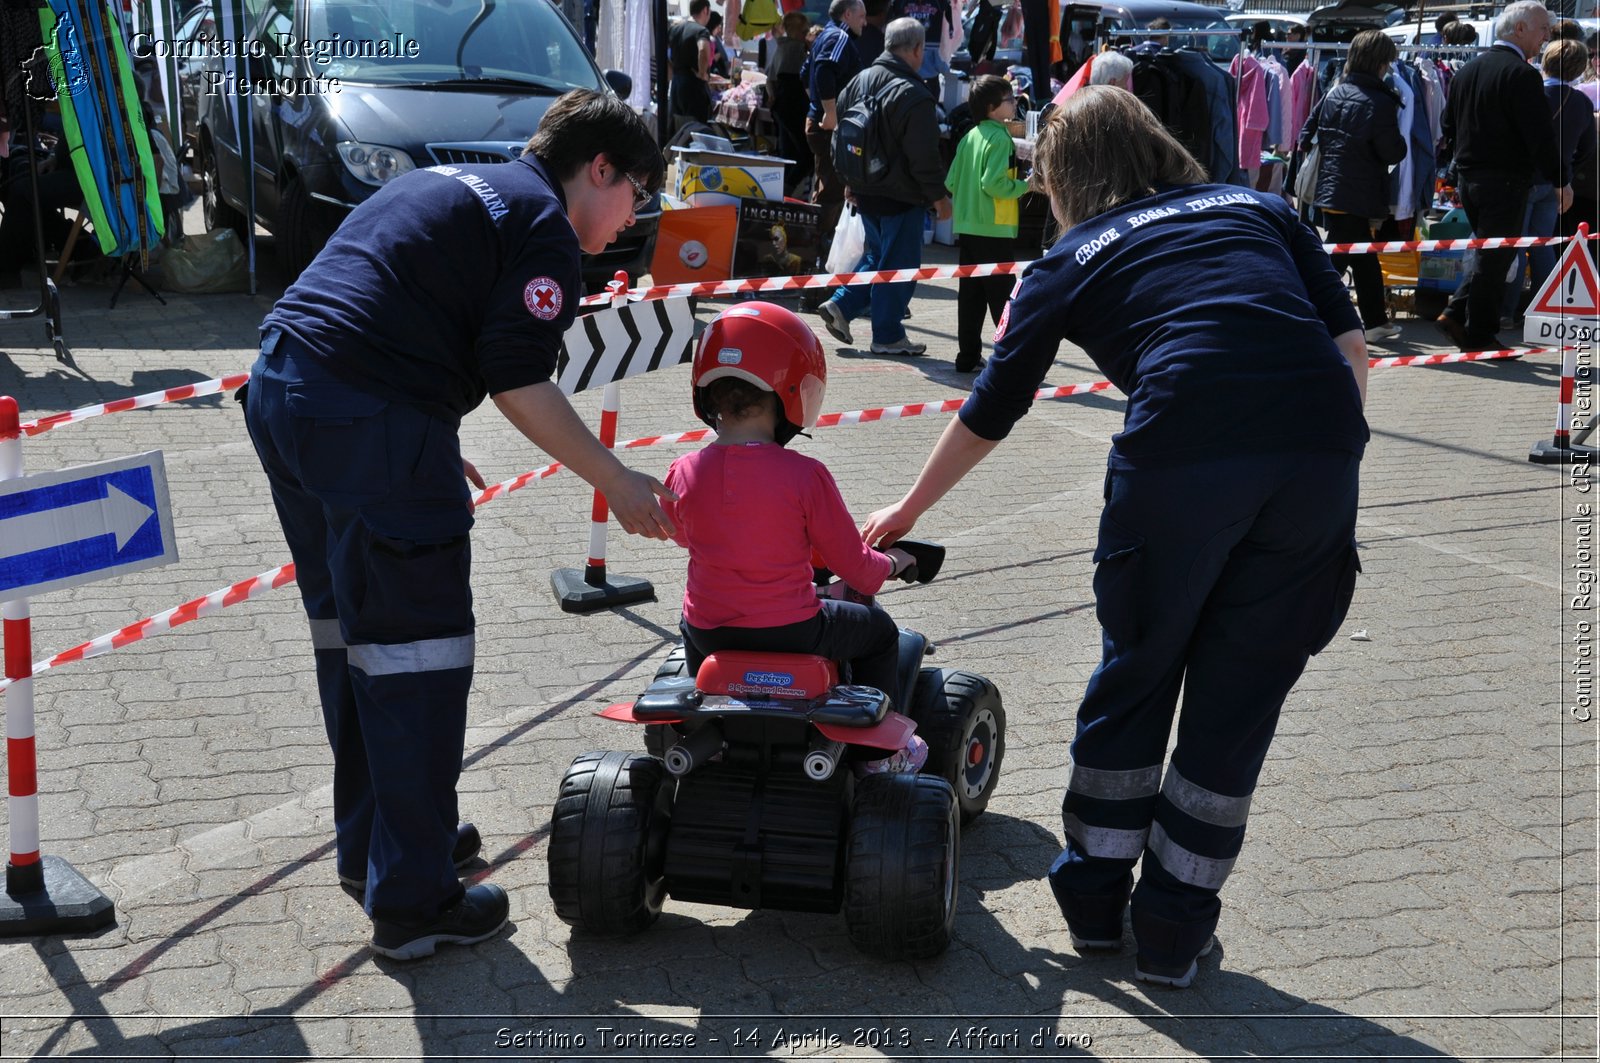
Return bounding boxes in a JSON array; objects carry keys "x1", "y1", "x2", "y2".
[
  {"x1": 1299, "y1": 29, "x2": 1407, "y2": 342},
  {"x1": 864, "y1": 87, "x2": 1368, "y2": 990}
]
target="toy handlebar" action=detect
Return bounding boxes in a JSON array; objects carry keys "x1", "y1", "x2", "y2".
[
  {"x1": 891, "y1": 540, "x2": 945, "y2": 584},
  {"x1": 813, "y1": 540, "x2": 946, "y2": 590}
]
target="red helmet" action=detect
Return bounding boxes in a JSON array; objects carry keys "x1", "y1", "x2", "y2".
[{"x1": 692, "y1": 301, "x2": 827, "y2": 444}]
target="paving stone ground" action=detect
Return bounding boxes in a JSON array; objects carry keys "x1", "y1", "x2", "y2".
[{"x1": 0, "y1": 234, "x2": 1594, "y2": 1061}]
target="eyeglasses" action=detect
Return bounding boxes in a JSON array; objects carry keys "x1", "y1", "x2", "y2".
[{"x1": 622, "y1": 171, "x2": 653, "y2": 212}]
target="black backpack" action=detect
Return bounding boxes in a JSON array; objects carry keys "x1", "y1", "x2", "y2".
[{"x1": 833, "y1": 90, "x2": 889, "y2": 187}]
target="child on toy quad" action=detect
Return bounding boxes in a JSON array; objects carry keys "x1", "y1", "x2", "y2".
[{"x1": 664, "y1": 301, "x2": 925, "y2": 765}]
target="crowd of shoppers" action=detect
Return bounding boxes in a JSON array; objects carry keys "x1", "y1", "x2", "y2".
[{"x1": 661, "y1": 0, "x2": 1597, "y2": 362}]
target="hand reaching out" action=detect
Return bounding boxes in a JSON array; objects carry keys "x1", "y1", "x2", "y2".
[{"x1": 862, "y1": 501, "x2": 917, "y2": 547}]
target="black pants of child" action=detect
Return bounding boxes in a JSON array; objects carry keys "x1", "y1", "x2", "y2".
[
  {"x1": 957, "y1": 233, "x2": 1017, "y2": 368},
  {"x1": 681, "y1": 598, "x2": 901, "y2": 704}
]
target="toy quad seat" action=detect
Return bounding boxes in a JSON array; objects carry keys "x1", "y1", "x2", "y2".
[{"x1": 644, "y1": 628, "x2": 1004, "y2": 824}]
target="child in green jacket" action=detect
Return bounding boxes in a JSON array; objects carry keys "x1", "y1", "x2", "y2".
[{"x1": 945, "y1": 75, "x2": 1031, "y2": 372}]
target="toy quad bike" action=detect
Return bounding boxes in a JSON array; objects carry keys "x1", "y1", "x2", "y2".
[{"x1": 547, "y1": 541, "x2": 1005, "y2": 960}]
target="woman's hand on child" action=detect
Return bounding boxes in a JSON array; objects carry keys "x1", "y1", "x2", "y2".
[
  {"x1": 862, "y1": 502, "x2": 917, "y2": 547},
  {"x1": 608, "y1": 469, "x2": 679, "y2": 540}
]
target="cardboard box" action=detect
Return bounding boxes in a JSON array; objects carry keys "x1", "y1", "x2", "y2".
[{"x1": 672, "y1": 148, "x2": 792, "y2": 207}]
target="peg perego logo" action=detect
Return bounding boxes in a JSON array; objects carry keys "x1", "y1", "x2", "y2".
[{"x1": 742, "y1": 670, "x2": 794, "y2": 687}]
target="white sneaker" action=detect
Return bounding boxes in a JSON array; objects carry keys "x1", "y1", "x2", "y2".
[
  {"x1": 1364, "y1": 322, "x2": 1402, "y2": 343},
  {"x1": 818, "y1": 301, "x2": 853, "y2": 346},
  {"x1": 870, "y1": 338, "x2": 927, "y2": 356},
  {"x1": 1134, "y1": 936, "x2": 1215, "y2": 989}
]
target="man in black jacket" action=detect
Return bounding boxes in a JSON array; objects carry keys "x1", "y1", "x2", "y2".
[
  {"x1": 817, "y1": 17, "x2": 952, "y2": 355},
  {"x1": 803, "y1": 0, "x2": 867, "y2": 250},
  {"x1": 1438, "y1": 0, "x2": 1570, "y2": 350}
]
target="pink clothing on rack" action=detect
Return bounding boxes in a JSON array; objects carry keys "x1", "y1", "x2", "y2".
[
  {"x1": 1231, "y1": 54, "x2": 1269, "y2": 163},
  {"x1": 1288, "y1": 60, "x2": 1315, "y2": 144},
  {"x1": 666, "y1": 441, "x2": 895, "y2": 630}
]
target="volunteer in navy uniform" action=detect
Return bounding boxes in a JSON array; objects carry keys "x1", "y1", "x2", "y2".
[
  {"x1": 863, "y1": 87, "x2": 1369, "y2": 988},
  {"x1": 242, "y1": 89, "x2": 673, "y2": 962}
]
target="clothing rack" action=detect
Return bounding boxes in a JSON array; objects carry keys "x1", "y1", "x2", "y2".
[
  {"x1": 1108, "y1": 30, "x2": 1252, "y2": 186},
  {"x1": 1256, "y1": 40, "x2": 1495, "y2": 55},
  {"x1": 1107, "y1": 27, "x2": 1242, "y2": 38}
]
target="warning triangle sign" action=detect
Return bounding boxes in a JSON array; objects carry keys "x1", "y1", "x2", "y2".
[{"x1": 1528, "y1": 232, "x2": 1600, "y2": 317}]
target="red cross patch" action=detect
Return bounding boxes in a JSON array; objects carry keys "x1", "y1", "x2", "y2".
[
  {"x1": 993, "y1": 300, "x2": 1012, "y2": 342},
  {"x1": 524, "y1": 277, "x2": 563, "y2": 320},
  {"x1": 992, "y1": 276, "x2": 1023, "y2": 342}
]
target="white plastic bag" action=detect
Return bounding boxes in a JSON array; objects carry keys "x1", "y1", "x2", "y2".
[{"x1": 826, "y1": 205, "x2": 866, "y2": 274}]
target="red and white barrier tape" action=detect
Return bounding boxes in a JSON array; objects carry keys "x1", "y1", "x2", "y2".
[
  {"x1": 16, "y1": 373, "x2": 251, "y2": 437},
  {"x1": 0, "y1": 346, "x2": 1556, "y2": 686},
  {"x1": 471, "y1": 460, "x2": 563, "y2": 508},
  {"x1": 580, "y1": 234, "x2": 1597, "y2": 306},
  {"x1": 1367, "y1": 348, "x2": 1534, "y2": 368},
  {"x1": 3, "y1": 564, "x2": 301, "y2": 687},
  {"x1": 577, "y1": 260, "x2": 1025, "y2": 306},
  {"x1": 1323, "y1": 234, "x2": 1596, "y2": 255}
]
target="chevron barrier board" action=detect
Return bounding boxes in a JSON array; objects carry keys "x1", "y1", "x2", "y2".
[{"x1": 555, "y1": 298, "x2": 697, "y2": 396}]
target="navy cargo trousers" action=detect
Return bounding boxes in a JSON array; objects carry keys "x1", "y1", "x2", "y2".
[
  {"x1": 243, "y1": 330, "x2": 476, "y2": 924},
  {"x1": 1049, "y1": 450, "x2": 1361, "y2": 970}
]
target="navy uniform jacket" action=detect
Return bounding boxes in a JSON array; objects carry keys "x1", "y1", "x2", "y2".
[
  {"x1": 263, "y1": 155, "x2": 580, "y2": 425},
  {"x1": 802, "y1": 20, "x2": 863, "y2": 123},
  {"x1": 961, "y1": 184, "x2": 1368, "y2": 469}
]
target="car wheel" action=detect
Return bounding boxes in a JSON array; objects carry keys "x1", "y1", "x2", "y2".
[
  {"x1": 199, "y1": 135, "x2": 248, "y2": 243},
  {"x1": 278, "y1": 175, "x2": 341, "y2": 282},
  {"x1": 844, "y1": 773, "x2": 958, "y2": 960},
  {"x1": 547, "y1": 751, "x2": 671, "y2": 935}
]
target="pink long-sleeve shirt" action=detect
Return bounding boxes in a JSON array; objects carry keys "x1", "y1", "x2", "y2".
[
  {"x1": 1231, "y1": 54, "x2": 1270, "y2": 164},
  {"x1": 665, "y1": 442, "x2": 896, "y2": 629}
]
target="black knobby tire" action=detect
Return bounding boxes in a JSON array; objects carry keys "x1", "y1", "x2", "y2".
[
  {"x1": 279, "y1": 174, "x2": 341, "y2": 282},
  {"x1": 547, "y1": 751, "x2": 671, "y2": 934},
  {"x1": 843, "y1": 773, "x2": 958, "y2": 959},
  {"x1": 908, "y1": 668, "x2": 1005, "y2": 825},
  {"x1": 199, "y1": 133, "x2": 248, "y2": 243},
  {"x1": 644, "y1": 645, "x2": 690, "y2": 760}
]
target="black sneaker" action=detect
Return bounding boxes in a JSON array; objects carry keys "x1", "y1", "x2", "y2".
[
  {"x1": 339, "y1": 822, "x2": 483, "y2": 901},
  {"x1": 370, "y1": 882, "x2": 510, "y2": 961}
]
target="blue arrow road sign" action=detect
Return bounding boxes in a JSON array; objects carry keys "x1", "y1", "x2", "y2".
[{"x1": 0, "y1": 451, "x2": 177, "y2": 600}]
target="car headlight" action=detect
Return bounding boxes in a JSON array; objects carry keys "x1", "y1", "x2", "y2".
[{"x1": 336, "y1": 142, "x2": 416, "y2": 187}]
